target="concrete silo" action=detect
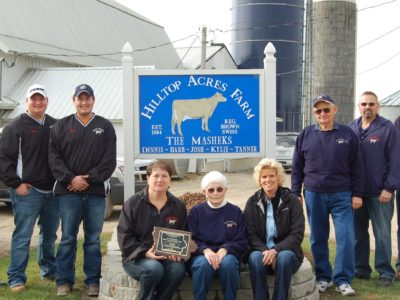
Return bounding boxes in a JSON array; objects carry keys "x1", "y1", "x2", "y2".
[
  {"x1": 230, "y1": 0, "x2": 305, "y2": 132},
  {"x1": 303, "y1": 0, "x2": 357, "y2": 126}
]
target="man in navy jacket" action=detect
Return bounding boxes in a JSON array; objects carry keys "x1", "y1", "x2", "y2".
[
  {"x1": 349, "y1": 91, "x2": 400, "y2": 286},
  {"x1": 292, "y1": 95, "x2": 364, "y2": 296}
]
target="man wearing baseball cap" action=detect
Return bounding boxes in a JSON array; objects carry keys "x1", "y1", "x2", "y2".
[
  {"x1": 291, "y1": 94, "x2": 365, "y2": 296},
  {"x1": 49, "y1": 84, "x2": 116, "y2": 296},
  {"x1": 0, "y1": 84, "x2": 59, "y2": 292}
]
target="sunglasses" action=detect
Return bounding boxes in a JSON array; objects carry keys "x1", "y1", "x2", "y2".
[
  {"x1": 314, "y1": 108, "x2": 331, "y2": 115},
  {"x1": 207, "y1": 187, "x2": 224, "y2": 193},
  {"x1": 360, "y1": 102, "x2": 376, "y2": 107}
]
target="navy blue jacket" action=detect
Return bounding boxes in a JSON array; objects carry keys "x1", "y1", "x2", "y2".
[
  {"x1": 291, "y1": 123, "x2": 365, "y2": 197},
  {"x1": 188, "y1": 202, "x2": 247, "y2": 260},
  {"x1": 349, "y1": 115, "x2": 400, "y2": 196}
]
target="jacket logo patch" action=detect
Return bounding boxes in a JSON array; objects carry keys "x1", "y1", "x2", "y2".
[
  {"x1": 93, "y1": 128, "x2": 104, "y2": 135},
  {"x1": 166, "y1": 216, "x2": 178, "y2": 225},
  {"x1": 30, "y1": 128, "x2": 39, "y2": 134},
  {"x1": 224, "y1": 220, "x2": 237, "y2": 228},
  {"x1": 367, "y1": 135, "x2": 380, "y2": 144},
  {"x1": 336, "y1": 138, "x2": 349, "y2": 144}
]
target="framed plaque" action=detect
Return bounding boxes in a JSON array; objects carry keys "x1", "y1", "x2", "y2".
[{"x1": 153, "y1": 226, "x2": 194, "y2": 260}]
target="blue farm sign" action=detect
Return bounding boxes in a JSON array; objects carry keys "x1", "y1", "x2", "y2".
[{"x1": 133, "y1": 70, "x2": 265, "y2": 158}]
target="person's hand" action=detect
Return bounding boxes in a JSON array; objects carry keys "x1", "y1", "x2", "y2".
[
  {"x1": 16, "y1": 183, "x2": 32, "y2": 196},
  {"x1": 216, "y1": 248, "x2": 227, "y2": 262},
  {"x1": 167, "y1": 255, "x2": 181, "y2": 262},
  {"x1": 203, "y1": 248, "x2": 221, "y2": 270},
  {"x1": 378, "y1": 190, "x2": 392, "y2": 203},
  {"x1": 297, "y1": 196, "x2": 303, "y2": 205},
  {"x1": 145, "y1": 245, "x2": 166, "y2": 260},
  {"x1": 352, "y1": 196, "x2": 362, "y2": 209},
  {"x1": 262, "y1": 249, "x2": 277, "y2": 267},
  {"x1": 68, "y1": 175, "x2": 89, "y2": 192}
]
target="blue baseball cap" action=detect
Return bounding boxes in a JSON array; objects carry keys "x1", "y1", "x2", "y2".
[
  {"x1": 313, "y1": 94, "x2": 335, "y2": 107},
  {"x1": 74, "y1": 84, "x2": 94, "y2": 97}
]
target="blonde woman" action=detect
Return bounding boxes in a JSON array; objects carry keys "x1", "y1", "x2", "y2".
[{"x1": 244, "y1": 158, "x2": 304, "y2": 300}]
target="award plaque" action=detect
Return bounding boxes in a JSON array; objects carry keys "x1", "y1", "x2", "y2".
[{"x1": 153, "y1": 226, "x2": 195, "y2": 260}]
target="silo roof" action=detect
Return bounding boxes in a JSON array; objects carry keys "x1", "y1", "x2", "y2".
[
  {"x1": 0, "y1": 0, "x2": 180, "y2": 68},
  {"x1": 4, "y1": 67, "x2": 124, "y2": 121},
  {"x1": 380, "y1": 90, "x2": 400, "y2": 106}
]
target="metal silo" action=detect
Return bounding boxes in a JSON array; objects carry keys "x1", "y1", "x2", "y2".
[
  {"x1": 230, "y1": 0, "x2": 305, "y2": 132},
  {"x1": 303, "y1": 0, "x2": 357, "y2": 126}
]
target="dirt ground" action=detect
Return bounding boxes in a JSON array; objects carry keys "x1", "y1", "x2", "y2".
[{"x1": 0, "y1": 171, "x2": 399, "y2": 261}]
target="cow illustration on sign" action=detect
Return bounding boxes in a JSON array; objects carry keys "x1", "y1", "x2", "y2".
[{"x1": 171, "y1": 92, "x2": 227, "y2": 136}]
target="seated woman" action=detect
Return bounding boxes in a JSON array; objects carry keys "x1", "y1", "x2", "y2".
[
  {"x1": 244, "y1": 158, "x2": 305, "y2": 300},
  {"x1": 117, "y1": 160, "x2": 187, "y2": 300},
  {"x1": 188, "y1": 171, "x2": 247, "y2": 300}
]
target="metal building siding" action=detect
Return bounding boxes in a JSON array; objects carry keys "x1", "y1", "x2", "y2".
[
  {"x1": 4, "y1": 67, "x2": 123, "y2": 121},
  {"x1": 0, "y1": 0, "x2": 180, "y2": 68}
]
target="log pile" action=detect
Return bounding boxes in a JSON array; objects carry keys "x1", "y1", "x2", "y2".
[{"x1": 178, "y1": 192, "x2": 206, "y2": 212}]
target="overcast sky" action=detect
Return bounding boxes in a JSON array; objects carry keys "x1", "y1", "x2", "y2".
[{"x1": 116, "y1": 0, "x2": 400, "y2": 101}]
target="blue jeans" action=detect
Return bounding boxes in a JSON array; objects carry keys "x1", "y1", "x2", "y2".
[
  {"x1": 304, "y1": 190, "x2": 354, "y2": 285},
  {"x1": 7, "y1": 188, "x2": 59, "y2": 287},
  {"x1": 354, "y1": 195, "x2": 395, "y2": 279},
  {"x1": 396, "y1": 191, "x2": 400, "y2": 271},
  {"x1": 123, "y1": 258, "x2": 185, "y2": 300},
  {"x1": 190, "y1": 254, "x2": 240, "y2": 300},
  {"x1": 56, "y1": 194, "x2": 105, "y2": 287},
  {"x1": 248, "y1": 250, "x2": 301, "y2": 300}
]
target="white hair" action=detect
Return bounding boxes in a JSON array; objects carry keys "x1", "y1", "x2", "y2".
[{"x1": 201, "y1": 171, "x2": 228, "y2": 190}]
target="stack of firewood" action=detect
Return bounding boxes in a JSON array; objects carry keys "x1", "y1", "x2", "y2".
[{"x1": 178, "y1": 192, "x2": 206, "y2": 213}]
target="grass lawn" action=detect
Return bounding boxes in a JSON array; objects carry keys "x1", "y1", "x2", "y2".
[
  {"x1": 1, "y1": 232, "x2": 400, "y2": 299},
  {"x1": 302, "y1": 236, "x2": 400, "y2": 299},
  {"x1": 0, "y1": 232, "x2": 112, "y2": 299}
]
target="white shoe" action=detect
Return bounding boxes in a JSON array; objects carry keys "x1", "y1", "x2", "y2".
[
  {"x1": 316, "y1": 280, "x2": 333, "y2": 293},
  {"x1": 335, "y1": 283, "x2": 356, "y2": 296}
]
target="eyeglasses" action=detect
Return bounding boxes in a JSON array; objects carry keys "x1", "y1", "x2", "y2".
[
  {"x1": 360, "y1": 102, "x2": 376, "y2": 107},
  {"x1": 207, "y1": 187, "x2": 224, "y2": 193},
  {"x1": 314, "y1": 108, "x2": 331, "y2": 114}
]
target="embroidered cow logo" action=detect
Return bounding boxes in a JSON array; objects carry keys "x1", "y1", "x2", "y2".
[
  {"x1": 224, "y1": 220, "x2": 237, "y2": 228},
  {"x1": 93, "y1": 128, "x2": 104, "y2": 135},
  {"x1": 336, "y1": 138, "x2": 348, "y2": 144},
  {"x1": 166, "y1": 216, "x2": 178, "y2": 226},
  {"x1": 367, "y1": 135, "x2": 380, "y2": 144}
]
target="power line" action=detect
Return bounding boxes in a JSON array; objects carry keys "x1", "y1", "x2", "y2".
[
  {"x1": 358, "y1": 51, "x2": 400, "y2": 75},
  {"x1": 175, "y1": 36, "x2": 198, "y2": 69}
]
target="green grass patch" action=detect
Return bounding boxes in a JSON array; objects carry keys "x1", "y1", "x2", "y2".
[
  {"x1": 0, "y1": 232, "x2": 112, "y2": 299},
  {"x1": 302, "y1": 235, "x2": 400, "y2": 299}
]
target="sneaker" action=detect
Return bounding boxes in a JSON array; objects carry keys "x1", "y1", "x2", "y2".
[
  {"x1": 377, "y1": 277, "x2": 393, "y2": 287},
  {"x1": 57, "y1": 284, "x2": 72, "y2": 296},
  {"x1": 86, "y1": 284, "x2": 99, "y2": 297},
  {"x1": 336, "y1": 283, "x2": 356, "y2": 296},
  {"x1": 316, "y1": 280, "x2": 333, "y2": 293},
  {"x1": 395, "y1": 269, "x2": 400, "y2": 281},
  {"x1": 10, "y1": 284, "x2": 26, "y2": 293}
]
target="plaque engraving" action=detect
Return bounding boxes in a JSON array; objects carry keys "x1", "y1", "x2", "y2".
[{"x1": 153, "y1": 226, "x2": 195, "y2": 260}]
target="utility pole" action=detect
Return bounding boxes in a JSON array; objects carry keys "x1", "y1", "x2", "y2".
[{"x1": 200, "y1": 26, "x2": 207, "y2": 69}]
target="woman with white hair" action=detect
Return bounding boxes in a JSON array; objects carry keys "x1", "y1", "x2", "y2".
[
  {"x1": 188, "y1": 171, "x2": 247, "y2": 300},
  {"x1": 244, "y1": 158, "x2": 305, "y2": 300}
]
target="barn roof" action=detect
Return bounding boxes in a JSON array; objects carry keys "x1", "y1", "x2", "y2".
[
  {"x1": 0, "y1": 0, "x2": 181, "y2": 68},
  {"x1": 4, "y1": 67, "x2": 124, "y2": 121},
  {"x1": 380, "y1": 90, "x2": 400, "y2": 106}
]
